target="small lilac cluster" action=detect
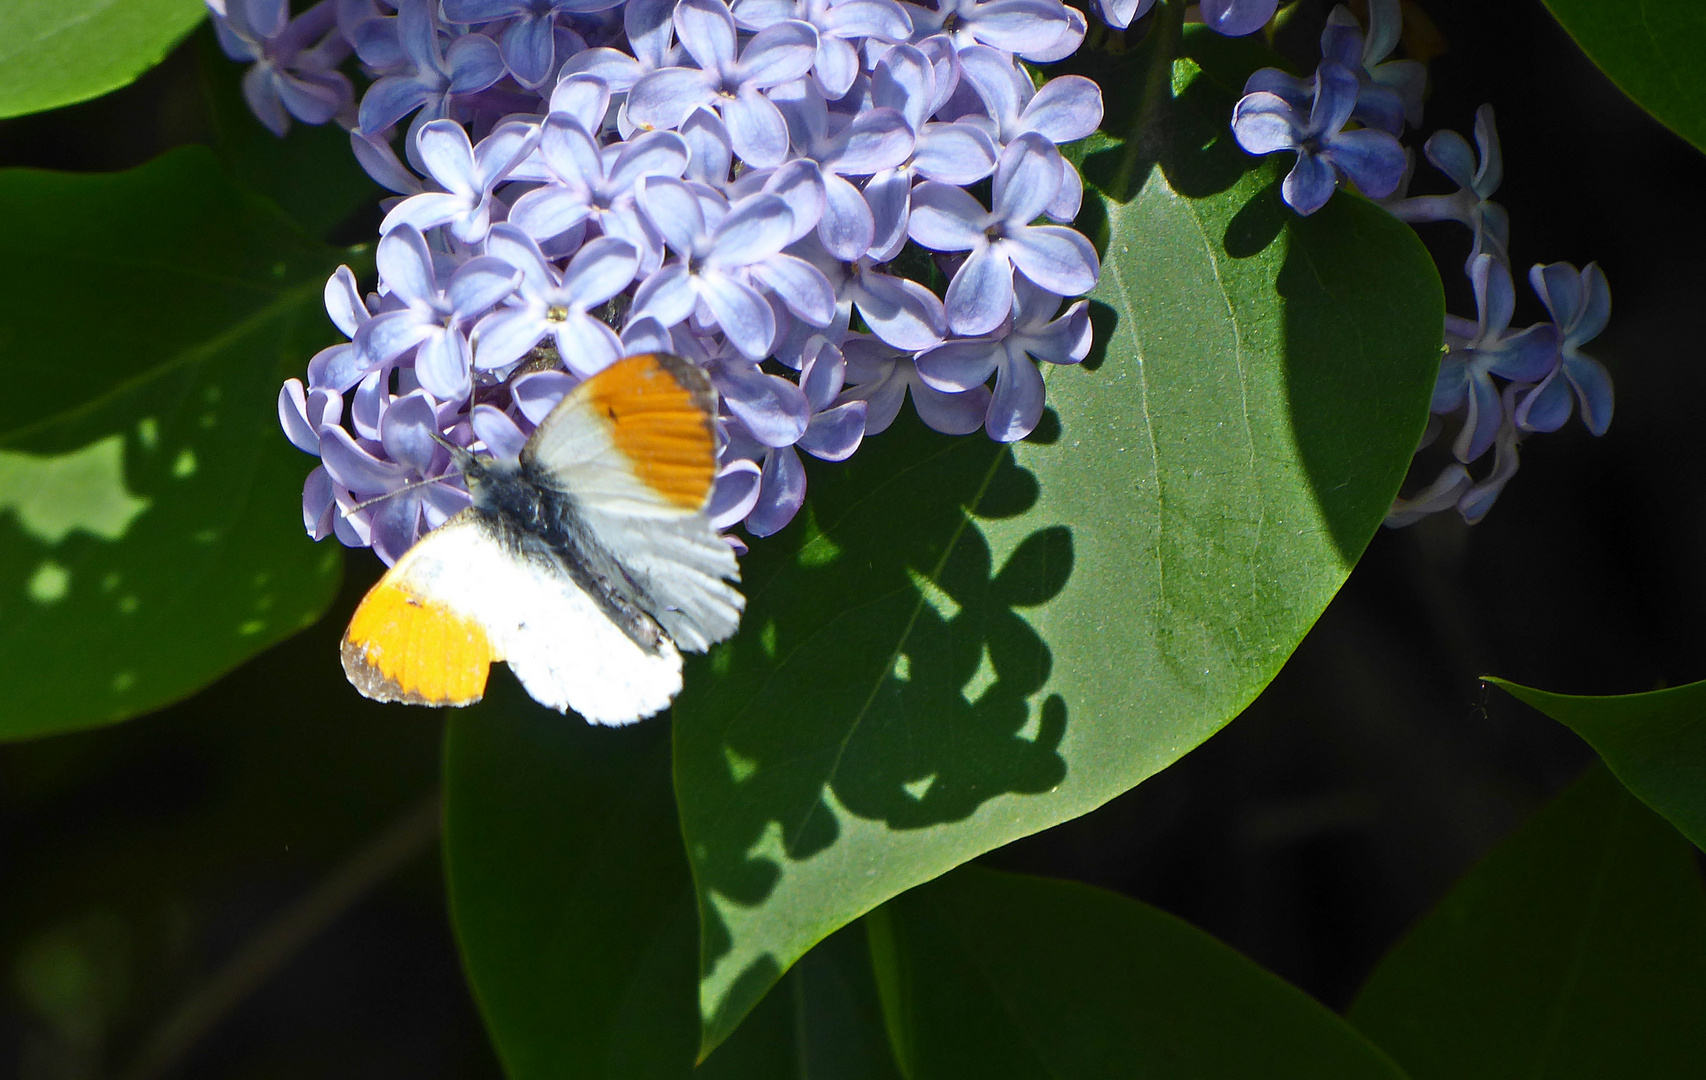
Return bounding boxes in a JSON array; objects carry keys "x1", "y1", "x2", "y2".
[{"x1": 1228, "y1": 1, "x2": 1612, "y2": 526}]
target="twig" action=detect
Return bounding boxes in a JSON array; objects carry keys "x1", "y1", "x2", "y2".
[{"x1": 116, "y1": 792, "x2": 443, "y2": 1080}]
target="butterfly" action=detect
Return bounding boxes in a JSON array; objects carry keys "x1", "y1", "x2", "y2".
[{"x1": 339, "y1": 353, "x2": 743, "y2": 725}]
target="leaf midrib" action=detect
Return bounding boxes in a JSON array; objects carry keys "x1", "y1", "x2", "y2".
[{"x1": 0, "y1": 276, "x2": 323, "y2": 447}]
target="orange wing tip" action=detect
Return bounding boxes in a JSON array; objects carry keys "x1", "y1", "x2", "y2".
[
  {"x1": 581, "y1": 354, "x2": 717, "y2": 510},
  {"x1": 341, "y1": 581, "x2": 497, "y2": 708}
]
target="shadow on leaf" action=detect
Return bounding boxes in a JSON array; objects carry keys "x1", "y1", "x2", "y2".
[{"x1": 673, "y1": 412, "x2": 1074, "y2": 1045}]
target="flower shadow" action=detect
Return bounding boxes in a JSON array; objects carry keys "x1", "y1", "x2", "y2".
[{"x1": 672, "y1": 412, "x2": 1074, "y2": 1036}]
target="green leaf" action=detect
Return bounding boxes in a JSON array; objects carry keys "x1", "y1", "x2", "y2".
[
  {"x1": 673, "y1": 17, "x2": 1445, "y2": 1053},
  {"x1": 1348, "y1": 766, "x2": 1706, "y2": 1080},
  {"x1": 1489, "y1": 676, "x2": 1706, "y2": 852},
  {"x1": 195, "y1": 27, "x2": 382, "y2": 241},
  {"x1": 867, "y1": 866, "x2": 1409, "y2": 1079},
  {"x1": 1542, "y1": 0, "x2": 1706, "y2": 155},
  {"x1": 0, "y1": 0, "x2": 207, "y2": 120},
  {"x1": 442, "y1": 679, "x2": 903, "y2": 1079},
  {"x1": 0, "y1": 146, "x2": 349, "y2": 738}
]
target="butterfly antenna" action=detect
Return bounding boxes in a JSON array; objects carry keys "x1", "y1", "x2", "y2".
[{"x1": 340, "y1": 475, "x2": 449, "y2": 515}]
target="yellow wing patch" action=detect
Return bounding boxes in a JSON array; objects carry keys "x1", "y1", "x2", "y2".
[
  {"x1": 341, "y1": 579, "x2": 498, "y2": 707},
  {"x1": 576, "y1": 353, "x2": 716, "y2": 510}
]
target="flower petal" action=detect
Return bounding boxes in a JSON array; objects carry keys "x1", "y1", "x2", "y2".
[
  {"x1": 907, "y1": 180, "x2": 988, "y2": 251},
  {"x1": 1006, "y1": 224, "x2": 1098, "y2": 298},
  {"x1": 944, "y1": 244, "x2": 1014, "y2": 336}
]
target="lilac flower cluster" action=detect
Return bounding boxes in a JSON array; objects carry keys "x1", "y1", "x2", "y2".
[
  {"x1": 219, "y1": 0, "x2": 1346, "y2": 562},
  {"x1": 1226, "y1": 1, "x2": 1613, "y2": 526},
  {"x1": 220, "y1": 0, "x2": 1122, "y2": 560}
]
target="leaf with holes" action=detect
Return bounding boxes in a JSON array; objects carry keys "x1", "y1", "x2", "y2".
[
  {"x1": 0, "y1": 147, "x2": 350, "y2": 738},
  {"x1": 670, "y1": 18, "x2": 1444, "y2": 1053},
  {"x1": 1349, "y1": 767, "x2": 1706, "y2": 1079}
]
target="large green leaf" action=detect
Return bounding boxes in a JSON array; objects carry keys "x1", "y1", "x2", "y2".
[
  {"x1": 867, "y1": 866, "x2": 1408, "y2": 1079},
  {"x1": 0, "y1": 0, "x2": 206, "y2": 120},
  {"x1": 672, "y1": 16, "x2": 1445, "y2": 1052},
  {"x1": 442, "y1": 679, "x2": 902, "y2": 1079},
  {"x1": 1490, "y1": 677, "x2": 1706, "y2": 852},
  {"x1": 1349, "y1": 767, "x2": 1706, "y2": 1080},
  {"x1": 1543, "y1": 0, "x2": 1706, "y2": 155},
  {"x1": 0, "y1": 147, "x2": 349, "y2": 738}
]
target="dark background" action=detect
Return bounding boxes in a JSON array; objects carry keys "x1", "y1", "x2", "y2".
[{"x1": 3, "y1": 0, "x2": 1702, "y2": 1075}]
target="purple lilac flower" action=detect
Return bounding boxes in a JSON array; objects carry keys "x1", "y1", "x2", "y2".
[
  {"x1": 630, "y1": 179, "x2": 814, "y2": 358},
  {"x1": 906, "y1": 0, "x2": 1085, "y2": 64},
  {"x1": 1321, "y1": 0, "x2": 1426, "y2": 131},
  {"x1": 245, "y1": 0, "x2": 1114, "y2": 550},
  {"x1": 915, "y1": 277, "x2": 1089, "y2": 440},
  {"x1": 839, "y1": 334, "x2": 991, "y2": 434},
  {"x1": 509, "y1": 115, "x2": 690, "y2": 271},
  {"x1": 318, "y1": 389, "x2": 475, "y2": 562},
  {"x1": 864, "y1": 43, "x2": 999, "y2": 258},
  {"x1": 955, "y1": 45, "x2": 1100, "y2": 221},
  {"x1": 380, "y1": 120, "x2": 538, "y2": 243},
  {"x1": 731, "y1": 0, "x2": 914, "y2": 98},
  {"x1": 908, "y1": 132, "x2": 1099, "y2": 335},
  {"x1": 208, "y1": 0, "x2": 354, "y2": 136},
  {"x1": 795, "y1": 234, "x2": 947, "y2": 350},
  {"x1": 1432, "y1": 254, "x2": 1559, "y2": 464},
  {"x1": 475, "y1": 226, "x2": 640, "y2": 376},
  {"x1": 356, "y1": 0, "x2": 505, "y2": 136},
  {"x1": 1231, "y1": 60, "x2": 1406, "y2": 216},
  {"x1": 625, "y1": 0, "x2": 819, "y2": 168},
  {"x1": 772, "y1": 80, "x2": 914, "y2": 259},
  {"x1": 566, "y1": 0, "x2": 670, "y2": 81},
  {"x1": 354, "y1": 225, "x2": 522, "y2": 402},
  {"x1": 1456, "y1": 399, "x2": 1522, "y2": 524},
  {"x1": 305, "y1": 266, "x2": 381, "y2": 393},
  {"x1": 1199, "y1": 0, "x2": 1277, "y2": 38},
  {"x1": 1517, "y1": 262, "x2": 1613, "y2": 436},
  {"x1": 1384, "y1": 462, "x2": 1472, "y2": 528},
  {"x1": 1385, "y1": 105, "x2": 1509, "y2": 266},
  {"x1": 441, "y1": 0, "x2": 624, "y2": 88},
  {"x1": 1091, "y1": 0, "x2": 1154, "y2": 31}
]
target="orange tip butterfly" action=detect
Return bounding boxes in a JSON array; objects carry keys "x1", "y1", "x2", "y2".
[{"x1": 339, "y1": 353, "x2": 744, "y2": 725}]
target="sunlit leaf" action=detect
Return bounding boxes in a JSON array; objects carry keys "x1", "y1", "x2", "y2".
[
  {"x1": 868, "y1": 866, "x2": 1409, "y2": 1079},
  {"x1": 672, "y1": 19, "x2": 1445, "y2": 1052},
  {"x1": 0, "y1": 146, "x2": 350, "y2": 738},
  {"x1": 1349, "y1": 767, "x2": 1706, "y2": 1080},
  {"x1": 0, "y1": 0, "x2": 206, "y2": 120},
  {"x1": 1490, "y1": 676, "x2": 1706, "y2": 852}
]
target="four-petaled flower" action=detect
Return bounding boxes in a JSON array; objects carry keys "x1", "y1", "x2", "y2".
[
  {"x1": 441, "y1": 0, "x2": 624, "y2": 88},
  {"x1": 354, "y1": 225, "x2": 522, "y2": 402},
  {"x1": 208, "y1": 0, "x2": 353, "y2": 136},
  {"x1": 630, "y1": 179, "x2": 811, "y2": 359},
  {"x1": 626, "y1": 0, "x2": 819, "y2": 168},
  {"x1": 908, "y1": 132, "x2": 1099, "y2": 335},
  {"x1": 916, "y1": 277, "x2": 1090, "y2": 441},
  {"x1": 1433, "y1": 254, "x2": 1559, "y2": 464},
  {"x1": 475, "y1": 226, "x2": 641, "y2": 377},
  {"x1": 1519, "y1": 261, "x2": 1613, "y2": 437},
  {"x1": 1232, "y1": 59, "x2": 1406, "y2": 216},
  {"x1": 381, "y1": 119, "x2": 539, "y2": 243}
]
